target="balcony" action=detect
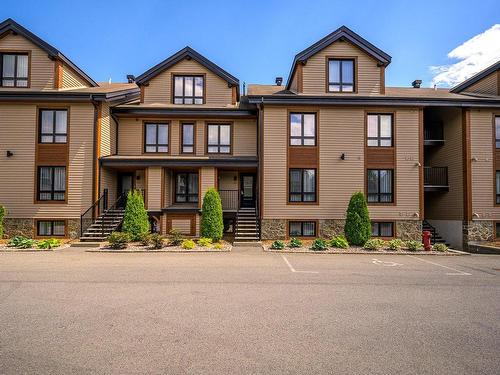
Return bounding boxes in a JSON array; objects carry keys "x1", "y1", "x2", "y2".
[
  {"x1": 424, "y1": 122, "x2": 444, "y2": 146},
  {"x1": 424, "y1": 167, "x2": 449, "y2": 192},
  {"x1": 219, "y1": 189, "x2": 239, "y2": 211}
]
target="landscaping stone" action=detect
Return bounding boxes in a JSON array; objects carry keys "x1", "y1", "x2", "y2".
[
  {"x1": 319, "y1": 219, "x2": 345, "y2": 238},
  {"x1": 261, "y1": 219, "x2": 286, "y2": 240},
  {"x1": 3, "y1": 218, "x2": 34, "y2": 238},
  {"x1": 396, "y1": 220, "x2": 422, "y2": 241},
  {"x1": 463, "y1": 220, "x2": 493, "y2": 243}
]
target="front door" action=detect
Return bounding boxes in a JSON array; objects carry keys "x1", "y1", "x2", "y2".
[
  {"x1": 117, "y1": 173, "x2": 133, "y2": 207},
  {"x1": 240, "y1": 173, "x2": 256, "y2": 208}
]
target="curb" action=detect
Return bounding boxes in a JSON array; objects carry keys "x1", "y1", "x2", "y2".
[{"x1": 264, "y1": 249, "x2": 467, "y2": 256}]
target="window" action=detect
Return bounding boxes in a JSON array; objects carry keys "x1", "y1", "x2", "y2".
[
  {"x1": 367, "y1": 169, "x2": 393, "y2": 203},
  {"x1": 371, "y1": 222, "x2": 394, "y2": 237},
  {"x1": 496, "y1": 222, "x2": 500, "y2": 238},
  {"x1": 175, "y1": 172, "x2": 199, "y2": 203},
  {"x1": 328, "y1": 58, "x2": 354, "y2": 92},
  {"x1": 290, "y1": 113, "x2": 316, "y2": 146},
  {"x1": 495, "y1": 116, "x2": 500, "y2": 148},
  {"x1": 181, "y1": 123, "x2": 195, "y2": 153},
  {"x1": 1, "y1": 53, "x2": 28, "y2": 87},
  {"x1": 38, "y1": 167, "x2": 66, "y2": 201},
  {"x1": 37, "y1": 220, "x2": 65, "y2": 236},
  {"x1": 289, "y1": 169, "x2": 316, "y2": 202},
  {"x1": 173, "y1": 75, "x2": 204, "y2": 104},
  {"x1": 367, "y1": 114, "x2": 392, "y2": 147},
  {"x1": 496, "y1": 171, "x2": 500, "y2": 204},
  {"x1": 207, "y1": 124, "x2": 231, "y2": 153},
  {"x1": 144, "y1": 123, "x2": 168, "y2": 153},
  {"x1": 289, "y1": 221, "x2": 316, "y2": 237},
  {"x1": 39, "y1": 109, "x2": 67, "y2": 143}
]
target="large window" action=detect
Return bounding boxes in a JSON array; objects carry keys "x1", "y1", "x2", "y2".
[
  {"x1": 495, "y1": 116, "x2": 500, "y2": 148},
  {"x1": 289, "y1": 221, "x2": 316, "y2": 237},
  {"x1": 289, "y1": 169, "x2": 316, "y2": 202},
  {"x1": 328, "y1": 58, "x2": 354, "y2": 92},
  {"x1": 174, "y1": 75, "x2": 204, "y2": 104},
  {"x1": 181, "y1": 123, "x2": 195, "y2": 153},
  {"x1": 175, "y1": 172, "x2": 199, "y2": 203},
  {"x1": 496, "y1": 171, "x2": 500, "y2": 204},
  {"x1": 38, "y1": 167, "x2": 66, "y2": 201},
  {"x1": 371, "y1": 222, "x2": 394, "y2": 237},
  {"x1": 367, "y1": 169, "x2": 393, "y2": 203},
  {"x1": 37, "y1": 220, "x2": 65, "y2": 236},
  {"x1": 207, "y1": 124, "x2": 231, "y2": 154},
  {"x1": 367, "y1": 114, "x2": 393, "y2": 147},
  {"x1": 144, "y1": 123, "x2": 168, "y2": 153},
  {"x1": 39, "y1": 109, "x2": 67, "y2": 143},
  {"x1": 1, "y1": 53, "x2": 28, "y2": 87},
  {"x1": 290, "y1": 113, "x2": 316, "y2": 146}
]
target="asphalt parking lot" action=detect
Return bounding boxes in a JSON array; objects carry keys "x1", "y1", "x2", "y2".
[{"x1": 1, "y1": 247, "x2": 499, "y2": 375}]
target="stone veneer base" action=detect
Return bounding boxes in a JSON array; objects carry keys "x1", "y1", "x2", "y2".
[
  {"x1": 463, "y1": 220, "x2": 494, "y2": 250},
  {"x1": 3, "y1": 218, "x2": 80, "y2": 239}
]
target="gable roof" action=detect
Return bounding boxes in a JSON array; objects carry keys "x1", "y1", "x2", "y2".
[
  {"x1": 450, "y1": 60, "x2": 500, "y2": 94},
  {"x1": 286, "y1": 26, "x2": 392, "y2": 89},
  {"x1": 135, "y1": 46, "x2": 240, "y2": 90},
  {"x1": 0, "y1": 18, "x2": 97, "y2": 87}
]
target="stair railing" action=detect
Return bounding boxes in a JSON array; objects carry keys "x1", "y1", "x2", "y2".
[
  {"x1": 422, "y1": 219, "x2": 437, "y2": 244},
  {"x1": 98, "y1": 193, "x2": 127, "y2": 237},
  {"x1": 80, "y1": 189, "x2": 108, "y2": 237}
]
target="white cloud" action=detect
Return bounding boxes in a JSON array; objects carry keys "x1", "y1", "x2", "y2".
[{"x1": 430, "y1": 24, "x2": 500, "y2": 88}]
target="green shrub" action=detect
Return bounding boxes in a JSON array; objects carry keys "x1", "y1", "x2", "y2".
[
  {"x1": 364, "y1": 238, "x2": 385, "y2": 250},
  {"x1": 288, "y1": 237, "x2": 302, "y2": 248},
  {"x1": 149, "y1": 233, "x2": 165, "y2": 249},
  {"x1": 168, "y1": 229, "x2": 183, "y2": 246},
  {"x1": 121, "y1": 190, "x2": 150, "y2": 241},
  {"x1": 329, "y1": 235, "x2": 349, "y2": 249},
  {"x1": 200, "y1": 188, "x2": 223, "y2": 241},
  {"x1": 7, "y1": 236, "x2": 29, "y2": 247},
  {"x1": 138, "y1": 232, "x2": 152, "y2": 246},
  {"x1": 271, "y1": 240, "x2": 285, "y2": 250},
  {"x1": 198, "y1": 237, "x2": 213, "y2": 247},
  {"x1": 0, "y1": 205, "x2": 6, "y2": 239},
  {"x1": 387, "y1": 239, "x2": 404, "y2": 251},
  {"x1": 8, "y1": 236, "x2": 37, "y2": 249},
  {"x1": 181, "y1": 239, "x2": 196, "y2": 250},
  {"x1": 433, "y1": 243, "x2": 448, "y2": 252},
  {"x1": 108, "y1": 232, "x2": 130, "y2": 249},
  {"x1": 36, "y1": 238, "x2": 61, "y2": 249},
  {"x1": 344, "y1": 192, "x2": 371, "y2": 246},
  {"x1": 310, "y1": 238, "x2": 328, "y2": 251},
  {"x1": 405, "y1": 240, "x2": 423, "y2": 251}
]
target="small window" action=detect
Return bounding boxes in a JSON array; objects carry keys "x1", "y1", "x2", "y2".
[
  {"x1": 38, "y1": 167, "x2": 66, "y2": 201},
  {"x1": 290, "y1": 113, "x2": 316, "y2": 146},
  {"x1": 367, "y1": 114, "x2": 393, "y2": 147},
  {"x1": 367, "y1": 169, "x2": 393, "y2": 203},
  {"x1": 371, "y1": 222, "x2": 394, "y2": 237},
  {"x1": 182, "y1": 123, "x2": 195, "y2": 153},
  {"x1": 39, "y1": 109, "x2": 67, "y2": 143},
  {"x1": 495, "y1": 116, "x2": 500, "y2": 148},
  {"x1": 1, "y1": 53, "x2": 28, "y2": 87},
  {"x1": 175, "y1": 172, "x2": 199, "y2": 203},
  {"x1": 496, "y1": 222, "x2": 500, "y2": 238},
  {"x1": 289, "y1": 169, "x2": 316, "y2": 202},
  {"x1": 174, "y1": 75, "x2": 204, "y2": 104},
  {"x1": 289, "y1": 221, "x2": 316, "y2": 237},
  {"x1": 144, "y1": 123, "x2": 168, "y2": 153},
  {"x1": 496, "y1": 171, "x2": 500, "y2": 204},
  {"x1": 37, "y1": 220, "x2": 65, "y2": 236},
  {"x1": 328, "y1": 58, "x2": 354, "y2": 92},
  {"x1": 207, "y1": 124, "x2": 231, "y2": 154}
]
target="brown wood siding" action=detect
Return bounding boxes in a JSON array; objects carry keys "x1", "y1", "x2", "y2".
[
  {"x1": 465, "y1": 70, "x2": 499, "y2": 96},
  {"x1": 166, "y1": 214, "x2": 196, "y2": 236},
  {"x1": 142, "y1": 59, "x2": 233, "y2": 106},
  {"x1": 146, "y1": 166, "x2": 162, "y2": 211}
]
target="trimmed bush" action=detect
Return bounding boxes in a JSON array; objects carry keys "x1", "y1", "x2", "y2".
[
  {"x1": 198, "y1": 237, "x2": 213, "y2": 247},
  {"x1": 364, "y1": 238, "x2": 385, "y2": 250},
  {"x1": 271, "y1": 240, "x2": 285, "y2": 250},
  {"x1": 108, "y1": 232, "x2": 130, "y2": 249},
  {"x1": 0, "y1": 205, "x2": 6, "y2": 239},
  {"x1": 329, "y1": 235, "x2": 349, "y2": 249},
  {"x1": 387, "y1": 239, "x2": 404, "y2": 251},
  {"x1": 344, "y1": 192, "x2": 371, "y2": 246},
  {"x1": 181, "y1": 239, "x2": 196, "y2": 250},
  {"x1": 121, "y1": 190, "x2": 150, "y2": 241},
  {"x1": 200, "y1": 188, "x2": 223, "y2": 241},
  {"x1": 433, "y1": 243, "x2": 448, "y2": 252},
  {"x1": 405, "y1": 240, "x2": 423, "y2": 251},
  {"x1": 288, "y1": 237, "x2": 303, "y2": 248},
  {"x1": 37, "y1": 238, "x2": 61, "y2": 249},
  {"x1": 311, "y1": 238, "x2": 328, "y2": 251},
  {"x1": 168, "y1": 229, "x2": 183, "y2": 246},
  {"x1": 150, "y1": 233, "x2": 165, "y2": 249}
]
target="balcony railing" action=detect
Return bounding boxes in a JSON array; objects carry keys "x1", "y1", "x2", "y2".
[
  {"x1": 219, "y1": 189, "x2": 239, "y2": 211},
  {"x1": 424, "y1": 167, "x2": 448, "y2": 191},
  {"x1": 424, "y1": 122, "x2": 444, "y2": 146}
]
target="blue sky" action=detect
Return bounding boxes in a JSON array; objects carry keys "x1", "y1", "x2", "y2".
[{"x1": 1, "y1": 0, "x2": 499, "y2": 88}]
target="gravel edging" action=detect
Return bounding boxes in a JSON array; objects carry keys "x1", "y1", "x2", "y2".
[
  {"x1": 264, "y1": 247, "x2": 467, "y2": 256},
  {"x1": 0, "y1": 244, "x2": 71, "y2": 252},
  {"x1": 87, "y1": 243, "x2": 232, "y2": 253}
]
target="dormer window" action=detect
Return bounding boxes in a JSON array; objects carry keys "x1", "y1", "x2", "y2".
[
  {"x1": 1, "y1": 53, "x2": 29, "y2": 87},
  {"x1": 173, "y1": 75, "x2": 204, "y2": 104},
  {"x1": 327, "y1": 58, "x2": 354, "y2": 92}
]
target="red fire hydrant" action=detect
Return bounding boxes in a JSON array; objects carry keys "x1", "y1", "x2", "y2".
[{"x1": 422, "y1": 231, "x2": 432, "y2": 251}]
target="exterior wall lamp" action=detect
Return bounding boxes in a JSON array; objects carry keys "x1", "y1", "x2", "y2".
[
  {"x1": 340, "y1": 153, "x2": 346, "y2": 160},
  {"x1": 6, "y1": 150, "x2": 13, "y2": 157}
]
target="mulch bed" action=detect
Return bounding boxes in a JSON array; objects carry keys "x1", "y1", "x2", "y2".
[{"x1": 89, "y1": 240, "x2": 232, "y2": 253}]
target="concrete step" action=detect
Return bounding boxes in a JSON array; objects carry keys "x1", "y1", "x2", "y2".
[
  {"x1": 80, "y1": 237, "x2": 108, "y2": 242},
  {"x1": 235, "y1": 236, "x2": 260, "y2": 241},
  {"x1": 71, "y1": 241, "x2": 104, "y2": 248},
  {"x1": 233, "y1": 241, "x2": 262, "y2": 247}
]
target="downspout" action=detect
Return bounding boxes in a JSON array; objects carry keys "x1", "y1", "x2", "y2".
[
  {"x1": 91, "y1": 98, "x2": 101, "y2": 206},
  {"x1": 258, "y1": 98, "x2": 264, "y2": 224},
  {"x1": 111, "y1": 112, "x2": 120, "y2": 155}
]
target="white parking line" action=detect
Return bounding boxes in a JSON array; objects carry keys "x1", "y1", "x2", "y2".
[
  {"x1": 281, "y1": 255, "x2": 319, "y2": 274},
  {"x1": 406, "y1": 255, "x2": 471, "y2": 275}
]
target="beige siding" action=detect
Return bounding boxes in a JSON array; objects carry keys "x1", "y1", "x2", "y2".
[
  {"x1": 0, "y1": 33, "x2": 54, "y2": 90},
  {"x1": 171, "y1": 219, "x2": 192, "y2": 234},
  {"x1": 262, "y1": 106, "x2": 420, "y2": 220},
  {"x1": 100, "y1": 102, "x2": 115, "y2": 156},
  {"x1": 233, "y1": 120, "x2": 257, "y2": 156},
  {"x1": 301, "y1": 40, "x2": 382, "y2": 96},
  {"x1": 164, "y1": 169, "x2": 172, "y2": 207},
  {"x1": 61, "y1": 64, "x2": 90, "y2": 89},
  {"x1": 100, "y1": 168, "x2": 117, "y2": 205},
  {"x1": 470, "y1": 109, "x2": 500, "y2": 219},
  {"x1": 135, "y1": 170, "x2": 146, "y2": 191},
  {"x1": 465, "y1": 71, "x2": 499, "y2": 96},
  {"x1": 143, "y1": 59, "x2": 233, "y2": 106},
  {"x1": 218, "y1": 171, "x2": 238, "y2": 190},
  {"x1": 118, "y1": 118, "x2": 143, "y2": 155},
  {"x1": 146, "y1": 167, "x2": 162, "y2": 210},
  {"x1": 0, "y1": 103, "x2": 94, "y2": 218},
  {"x1": 200, "y1": 167, "x2": 216, "y2": 201}
]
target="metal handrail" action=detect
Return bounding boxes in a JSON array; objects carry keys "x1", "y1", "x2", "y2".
[{"x1": 80, "y1": 190, "x2": 108, "y2": 237}]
